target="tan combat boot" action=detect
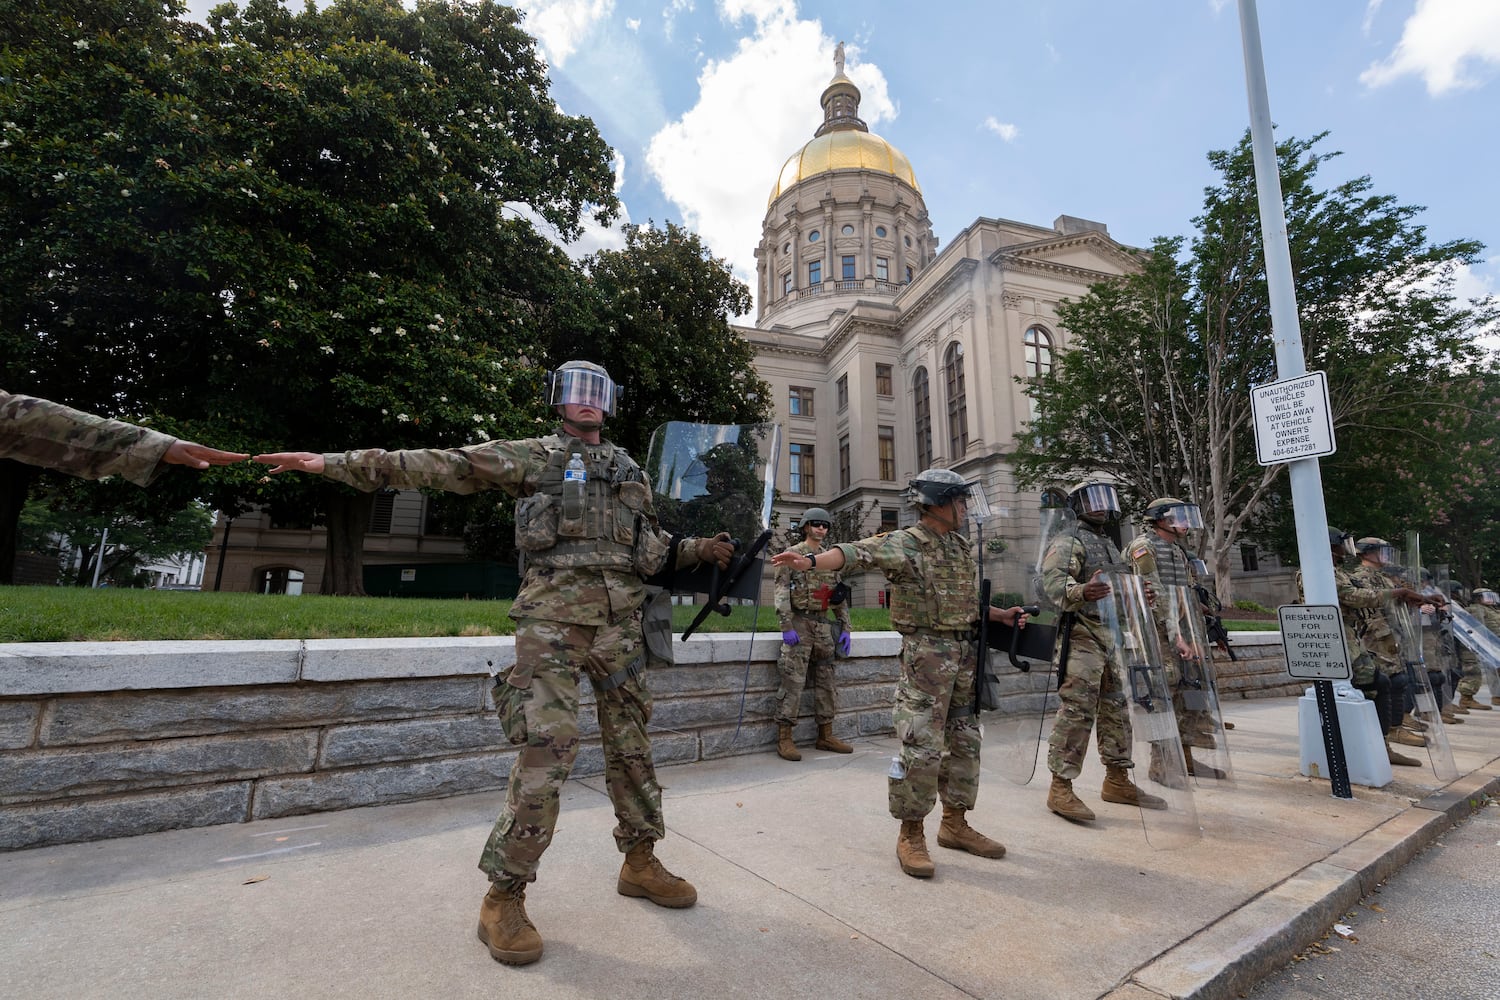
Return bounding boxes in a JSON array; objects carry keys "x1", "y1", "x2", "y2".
[
  {"x1": 1184, "y1": 746, "x2": 1226, "y2": 780},
  {"x1": 1386, "y1": 742, "x2": 1422, "y2": 767},
  {"x1": 1460, "y1": 693, "x2": 1492, "y2": 711},
  {"x1": 477, "y1": 882, "x2": 543, "y2": 966},
  {"x1": 1047, "y1": 775, "x2": 1095, "y2": 823},
  {"x1": 936, "y1": 805, "x2": 1006, "y2": 859},
  {"x1": 1101, "y1": 765, "x2": 1168, "y2": 810},
  {"x1": 896, "y1": 819, "x2": 936, "y2": 878},
  {"x1": 1390, "y1": 726, "x2": 1427, "y2": 747},
  {"x1": 1451, "y1": 700, "x2": 1471, "y2": 714},
  {"x1": 776, "y1": 723, "x2": 801, "y2": 761},
  {"x1": 1148, "y1": 743, "x2": 1188, "y2": 789},
  {"x1": 1441, "y1": 708, "x2": 1462, "y2": 725},
  {"x1": 1402, "y1": 712, "x2": 1428, "y2": 732},
  {"x1": 815, "y1": 722, "x2": 853, "y2": 753},
  {"x1": 617, "y1": 841, "x2": 698, "y2": 908}
]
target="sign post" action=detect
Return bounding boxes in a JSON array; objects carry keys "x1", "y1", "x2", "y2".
[{"x1": 1238, "y1": 0, "x2": 1351, "y2": 798}]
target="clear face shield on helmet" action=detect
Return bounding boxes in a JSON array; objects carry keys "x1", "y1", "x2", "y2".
[
  {"x1": 1360, "y1": 542, "x2": 1397, "y2": 566},
  {"x1": 1151, "y1": 503, "x2": 1204, "y2": 532},
  {"x1": 1071, "y1": 483, "x2": 1121, "y2": 521},
  {"x1": 547, "y1": 364, "x2": 619, "y2": 415},
  {"x1": 1477, "y1": 590, "x2": 1499, "y2": 607}
]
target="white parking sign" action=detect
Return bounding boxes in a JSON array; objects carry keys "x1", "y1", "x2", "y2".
[
  {"x1": 1278, "y1": 604, "x2": 1352, "y2": 680},
  {"x1": 1251, "y1": 371, "x2": 1336, "y2": 465}
]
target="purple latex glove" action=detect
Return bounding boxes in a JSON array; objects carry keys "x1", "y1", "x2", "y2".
[
  {"x1": 782, "y1": 629, "x2": 800, "y2": 646},
  {"x1": 837, "y1": 631, "x2": 852, "y2": 656}
]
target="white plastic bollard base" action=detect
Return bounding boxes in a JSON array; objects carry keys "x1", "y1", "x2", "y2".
[{"x1": 1298, "y1": 683, "x2": 1393, "y2": 788}]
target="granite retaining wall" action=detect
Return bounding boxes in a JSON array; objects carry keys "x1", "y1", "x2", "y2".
[{"x1": 0, "y1": 630, "x2": 1287, "y2": 850}]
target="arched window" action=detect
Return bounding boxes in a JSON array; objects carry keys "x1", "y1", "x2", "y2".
[
  {"x1": 912, "y1": 367, "x2": 932, "y2": 471},
  {"x1": 1025, "y1": 325, "x2": 1055, "y2": 380},
  {"x1": 943, "y1": 342, "x2": 968, "y2": 456}
]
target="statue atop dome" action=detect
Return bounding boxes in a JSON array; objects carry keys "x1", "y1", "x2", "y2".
[{"x1": 835, "y1": 41, "x2": 845, "y2": 76}]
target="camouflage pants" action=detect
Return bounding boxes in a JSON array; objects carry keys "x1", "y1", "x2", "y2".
[
  {"x1": 774, "y1": 612, "x2": 838, "y2": 725},
  {"x1": 478, "y1": 614, "x2": 665, "y2": 887},
  {"x1": 888, "y1": 631, "x2": 981, "y2": 821},
  {"x1": 1456, "y1": 644, "x2": 1481, "y2": 697},
  {"x1": 1047, "y1": 625, "x2": 1132, "y2": 780}
]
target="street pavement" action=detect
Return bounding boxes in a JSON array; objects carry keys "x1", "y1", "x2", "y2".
[
  {"x1": 2, "y1": 693, "x2": 1498, "y2": 1000},
  {"x1": 1246, "y1": 796, "x2": 1500, "y2": 1000}
]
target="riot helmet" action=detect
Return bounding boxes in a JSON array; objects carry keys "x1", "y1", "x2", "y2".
[
  {"x1": 1144, "y1": 496, "x2": 1204, "y2": 532},
  {"x1": 1476, "y1": 589, "x2": 1499, "y2": 607},
  {"x1": 1355, "y1": 537, "x2": 1396, "y2": 566},
  {"x1": 1444, "y1": 580, "x2": 1471, "y2": 603},
  {"x1": 799, "y1": 508, "x2": 832, "y2": 534},
  {"x1": 1327, "y1": 527, "x2": 1356, "y2": 558},
  {"x1": 1066, "y1": 480, "x2": 1120, "y2": 522},
  {"x1": 545, "y1": 360, "x2": 619, "y2": 415},
  {"x1": 905, "y1": 468, "x2": 991, "y2": 523}
]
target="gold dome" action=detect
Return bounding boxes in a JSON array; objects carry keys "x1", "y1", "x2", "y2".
[{"x1": 767, "y1": 129, "x2": 921, "y2": 206}]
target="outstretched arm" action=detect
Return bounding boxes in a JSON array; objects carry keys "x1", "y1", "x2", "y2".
[{"x1": 254, "y1": 452, "x2": 325, "y2": 474}]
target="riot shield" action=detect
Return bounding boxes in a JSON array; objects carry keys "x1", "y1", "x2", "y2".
[
  {"x1": 1387, "y1": 599, "x2": 1457, "y2": 781},
  {"x1": 1447, "y1": 602, "x2": 1500, "y2": 697},
  {"x1": 1098, "y1": 571, "x2": 1201, "y2": 849},
  {"x1": 975, "y1": 505, "x2": 1056, "y2": 786},
  {"x1": 1163, "y1": 584, "x2": 1234, "y2": 786},
  {"x1": 645, "y1": 421, "x2": 780, "y2": 616}
]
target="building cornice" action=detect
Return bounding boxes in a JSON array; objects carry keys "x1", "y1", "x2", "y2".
[{"x1": 896, "y1": 257, "x2": 979, "y2": 328}]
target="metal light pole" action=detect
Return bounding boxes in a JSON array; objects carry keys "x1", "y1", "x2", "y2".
[{"x1": 1237, "y1": 0, "x2": 1351, "y2": 798}]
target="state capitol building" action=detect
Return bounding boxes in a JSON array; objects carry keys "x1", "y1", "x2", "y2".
[{"x1": 743, "y1": 55, "x2": 1138, "y2": 595}]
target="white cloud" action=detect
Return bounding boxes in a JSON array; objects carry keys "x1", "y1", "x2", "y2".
[
  {"x1": 983, "y1": 117, "x2": 1019, "y2": 142},
  {"x1": 626, "y1": 17, "x2": 640, "y2": 32},
  {"x1": 1360, "y1": 0, "x2": 1500, "y2": 95},
  {"x1": 1452, "y1": 255, "x2": 1500, "y2": 353},
  {"x1": 513, "y1": 0, "x2": 615, "y2": 68},
  {"x1": 645, "y1": 12, "x2": 896, "y2": 297},
  {"x1": 1362, "y1": 0, "x2": 1385, "y2": 36}
]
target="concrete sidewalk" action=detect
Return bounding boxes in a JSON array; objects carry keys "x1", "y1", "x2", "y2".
[{"x1": 2, "y1": 694, "x2": 1497, "y2": 1000}]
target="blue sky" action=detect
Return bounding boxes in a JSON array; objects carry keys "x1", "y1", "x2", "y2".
[{"x1": 185, "y1": 1, "x2": 1499, "y2": 329}]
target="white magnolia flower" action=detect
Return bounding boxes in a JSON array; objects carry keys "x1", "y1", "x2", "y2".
[
  {"x1": 394, "y1": 326, "x2": 407, "y2": 337},
  {"x1": 370, "y1": 326, "x2": 382, "y2": 335},
  {"x1": 320, "y1": 345, "x2": 334, "y2": 354}
]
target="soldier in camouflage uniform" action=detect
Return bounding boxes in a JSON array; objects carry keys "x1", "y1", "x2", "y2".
[
  {"x1": 1042, "y1": 481, "x2": 1167, "y2": 824},
  {"x1": 772, "y1": 507, "x2": 854, "y2": 761},
  {"x1": 771, "y1": 468, "x2": 1028, "y2": 879},
  {"x1": 1346, "y1": 536, "x2": 1434, "y2": 756},
  {"x1": 1452, "y1": 584, "x2": 1493, "y2": 711},
  {"x1": 1297, "y1": 528, "x2": 1426, "y2": 767},
  {"x1": 256, "y1": 361, "x2": 734, "y2": 967},
  {"x1": 1, "y1": 389, "x2": 247, "y2": 483},
  {"x1": 1126, "y1": 497, "x2": 1226, "y2": 783}
]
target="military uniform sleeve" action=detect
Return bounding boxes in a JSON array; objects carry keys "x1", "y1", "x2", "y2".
[
  {"x1": 774, "y1": 557, "x2": 795, "y2": 626},
  {"x1": 1126, "y1": 536, "x2": 1169, "y2": 627},
  {"x1": 1339, "y1": 568, "x2": 1392, "y2": 609},
  {"x1": 0, "y1": 390, "x2": 176, "y2": 486},
  {"x1": 834, "y1": 533, "x2": 911, "y2": 584},
  {"x1": 1042, "y1": 535, "x2": 1089, "y2": 611},
  {"x1": 321, "y1": 438, "x2": 545, "y2": 495}
]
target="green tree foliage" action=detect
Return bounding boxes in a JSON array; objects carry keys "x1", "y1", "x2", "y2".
[
  {"x1": 1011, "y1": 131, "x2": 1494, "y2": 599},
  {"x1": 20, "y1": 477, "x2": 215, "y2": 586},
  {"x1": 0, "y1": 0, "x2": 620, "y2": 591}
]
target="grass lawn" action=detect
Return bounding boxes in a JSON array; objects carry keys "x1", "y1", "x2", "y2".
[{"x1": 0, "y1": 585, "x2": 1279, "y2": 643}]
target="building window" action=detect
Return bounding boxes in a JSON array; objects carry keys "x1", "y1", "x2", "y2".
[
  {"x1": 841, "y1": 224, "x2": 855, "y2": 235},
  {"x1": 1025, "y1": 325, "x2": 1055, "y2": 380},
  {"x1": 875, "y1": 225, "x2": 887, "y2": 238},
  {"x1": 368, "y1": 490, "x2": 397, "y2": 534},
  {"x1": 875, "y1": 363, "x2": 892, "y2": 396},
  {"x1": 788, "y1": 386, "x2": 813, "y2": 416},
  {"x1": 875, "y1": 257, "x2": 889, "y2": 281},
  {"x1": 913, "y1": 366, "x2": 932, "y2": 471},
  {"x1": 904, "y1": 235, "x2": 912, "y2": 247},
  {"x1": 841, "y1": 255, "x2": 856, "y2": 281},
  {"x1": 808, "y1": 260, "x2": 821, "y2": 286},
  {"x1": 789, "y1": 442, "x2": 815, "y2": 495},
  {"x1": 809, "y1": 230, "x2": 821, "y2": 242},
  {"x1": 782, "y1": 241, "x2": 790, "y2": 254},
  {"x1": 1241, "y1": 544, "x2": 1260, "y2": 572},
  {"x1": 782, "y1": 272, "x2": 792, "y2": 296},
  {"x1": 836, "y1": 374, "x2": 849, "y2": 410},
  {"x1": 839, "y1": 435, "x2": 850, "y2": 491},
  {"x1": 879, "y1": 508, "x2": 898, "y2": 532},
  {"x1": 878, "y1": 426, "x2": 896, "y2": 481},
  {"x1": 944, "y1": 342, "x2": 968, "y2": 456},
  {"x1": 905, "y1": 265, "x2": 913, "y2": 282}
]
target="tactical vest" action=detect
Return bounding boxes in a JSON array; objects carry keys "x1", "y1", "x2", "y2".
[
  {"x1": 887, "y1": 526, "x2": 978, "y2": 632},
  {"x1": 514, "y1": 434, "x2": 654, "y2": 572},
  {"x1": 1146, "y1": 534, "x2": 1195, "y2": 588},
  {"x1": 1348, "y1": 563, "x2": 1394, "y2": 641},
  {"x1": 786, "y1": 541, "x2": 842, "y2": 614},
  {"x1": 1065, "y1": 522, "x2": 1126, "y2": 618}
]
